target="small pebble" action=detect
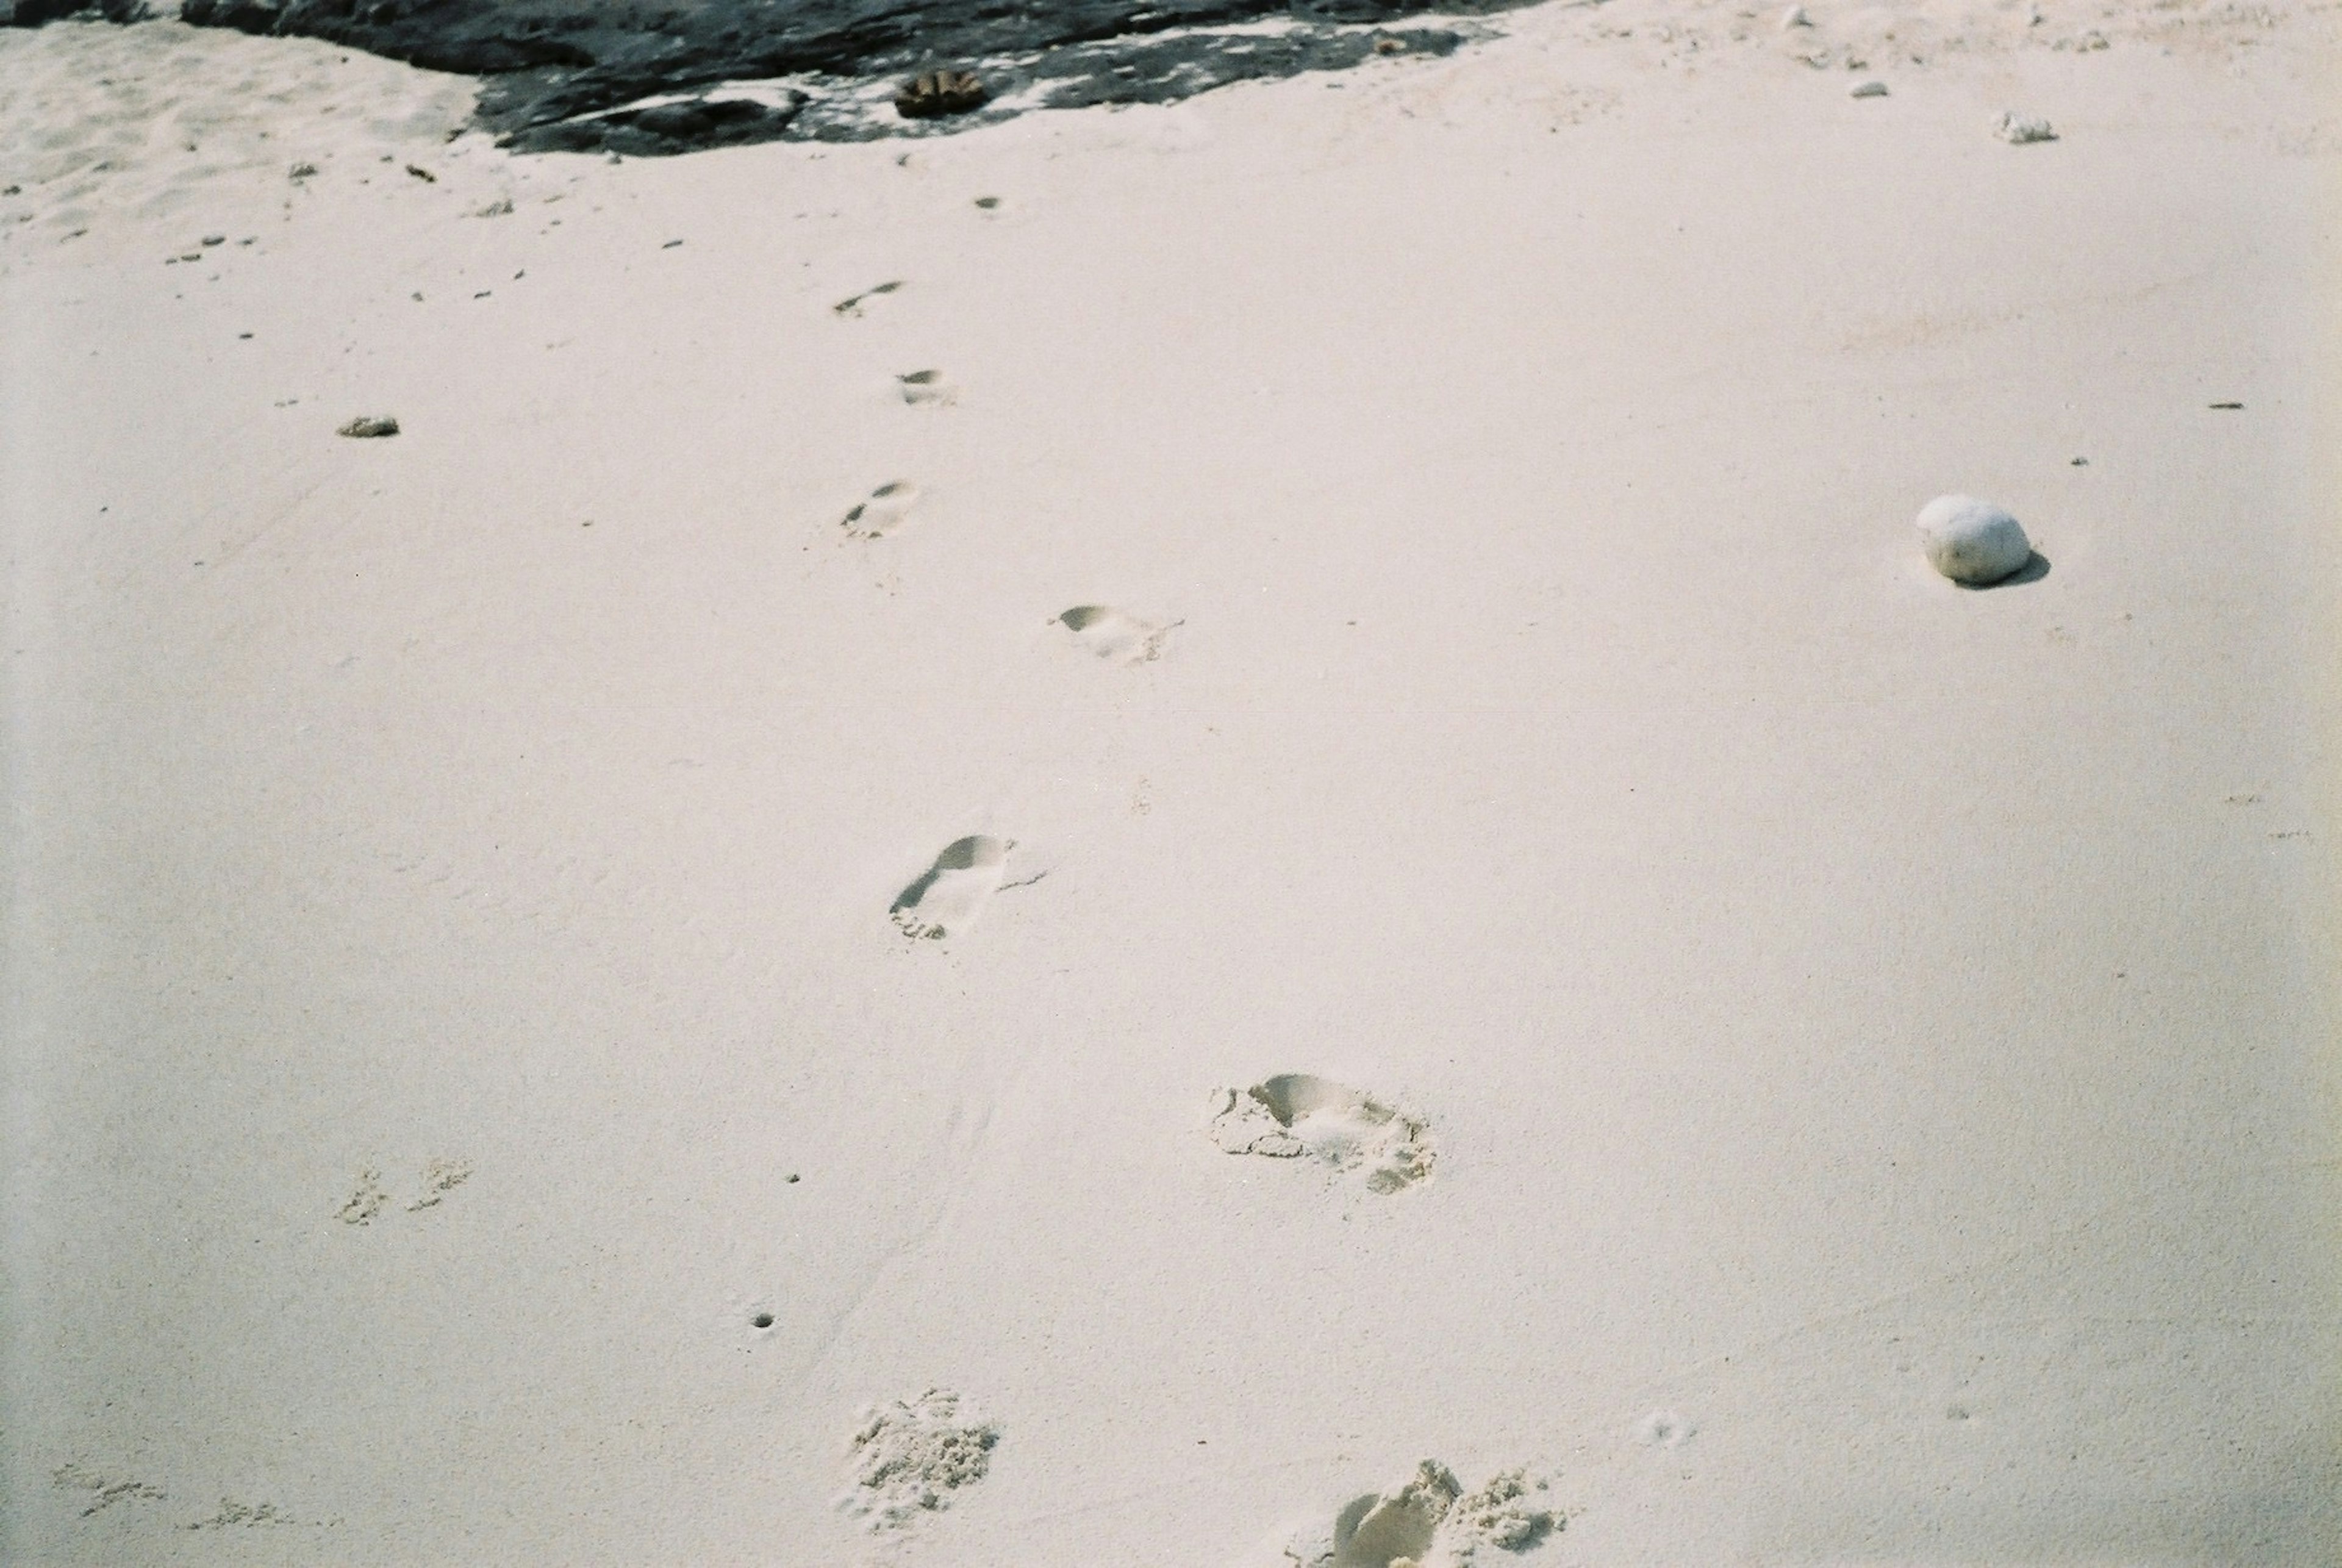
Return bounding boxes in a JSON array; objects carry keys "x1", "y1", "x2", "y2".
[
  {"x1": 1916, "y1": 495, "x2": 2032, "y2": 585},
  {"x1": 1850, "y1": 80, "x2": 1889, "y2": 97},
  {"x1": 338, "y1": 415, "x2": 400, "y2": 439},
  {"x1": 200, "y1": 234, "x2": 224, "y2": 246},
  {"x1": 1782, "y1": 4, "x2": 1811, "y2": 26},
  {"x1": 2070, "y1": 456, "x2": 2088, "y2": 465}
]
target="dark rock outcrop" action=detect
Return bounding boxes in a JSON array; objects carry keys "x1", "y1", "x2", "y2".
[{"x1": 15, "y1": 0, "x2": 1516, "y2": 154}]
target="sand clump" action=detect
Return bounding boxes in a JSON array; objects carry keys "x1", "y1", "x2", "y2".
[
  {"x1": 1993, "y1": 110, "x2": 2059, "y2": 143},
  {"x1": 837, "y1": 1389, "x2": 999, "y2": 1532}
]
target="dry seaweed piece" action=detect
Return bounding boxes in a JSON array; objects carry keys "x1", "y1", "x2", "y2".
[{"x1": 895, "y1": 70, "x2": 987, "y2": 120}]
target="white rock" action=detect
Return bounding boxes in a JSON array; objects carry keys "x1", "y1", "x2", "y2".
[
  {"x1": 1993, "y1": 110, "x2": 2058, "y2": 143},
  {"x1": 1849, "y1": 79, "x2": 1889, "y2": 97},
  {"x1": 1916, "y1": 495, "x2": 2032, "y2": 584}
]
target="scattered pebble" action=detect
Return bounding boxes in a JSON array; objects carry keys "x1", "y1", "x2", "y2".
[
  {"x1": 288, "y1": 161, "x2": 318, "y2": 180},
  {"x1": 973, "y1": 195, "x2": 1001, "y2": 209},
  {"x1": 1850, "y1": 79, "x2": 1889, "y2": 97},
  {"x1": 238, "y1": 332, "x2": 253, "y2": 340},
  {"x1": 405, "y1": 163, "x2": 437, "y2": 182},
  {"x1": 474, "y1": 198, "x2": 514, "y2": 217},
  {"x1": 1993, "y1": 110, "x2": 2058, "y2": 143},
  {"x1": 1916, "y1": 494, "x2": 2032, "y2": 585},
  {"x1": 200, "y1": 234, "x2": 224, "y2": 246},
  {"x1": 662, "y1": 238, "x2": 684, "y2": 248},
  {"x1": 337, "y1": 415, "x2": 399, "y2": 439},
  {"x1": 2208, "y1": 401, "x2": 2244, "y2": 410},
  {"x1": 2070, "y1": 456, "x2": 2088, "y2": 465},
  {"x1": 1782, "y1": 4, "x2": 1811, "y2": 26}
]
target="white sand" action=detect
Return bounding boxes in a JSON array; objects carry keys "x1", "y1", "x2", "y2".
[{"x1": 4, "y1": 3, "x2": 2338, "y2": 1562}]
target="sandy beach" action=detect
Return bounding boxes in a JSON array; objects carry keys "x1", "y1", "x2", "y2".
[{"x1": 4, "y1": 2, "x2": 2339, "y2": 1562}]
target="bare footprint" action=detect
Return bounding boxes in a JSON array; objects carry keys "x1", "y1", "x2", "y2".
[
  {"x1": 406, "y1": 1156, "x2": 473, "y2": 1211},
  {"x1": 833, "y1": 279, "x2": 903, "y2": 317},
  {"x1": 891, "y1": 835, "x2": 1011, "y2": 940},
  {"x1": 1058, "y1": 604, "x2": 1177, "y2": 665},
  {"x1": 842, "y1": 481, "x2": 921, "y2": 539},
  {"x1": 1283, "y1": 1462, "x2": 1559, "y2": 1567},
  {"x1": 836, "y1": 1389, "x2": 998, "y2": 1533},
  {"x1": 336, "y1": 1168, "x2": 389, "y2": 1225},
  {"x1": 897, "y1": 368, "x2": 955, "y2": 407},
  {"x1": 1207, "y1": 1074, "x2": 1433, "y2": 1192}
]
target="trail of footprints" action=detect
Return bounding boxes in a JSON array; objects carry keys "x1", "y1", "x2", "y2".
[{"x1": 826, "y1": 253, "x2": 1489, "y2": 1554}]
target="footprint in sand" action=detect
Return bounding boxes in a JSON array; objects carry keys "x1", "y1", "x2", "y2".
[
  {"x1": 338, "y1": 1158, "x2": 471, "y2": 1223},
  {"x1": 1057, "y1": 604, "x2": 1178, "y2": 665},
  {"x1": 405, "y1": 1156, "x2": 473, "y2": 1211},
  {"x1": 834, "y1": 279, "x2": 904, "y2": 317},
  {"x1": 897, "y1": 368, "x2": 955, "y2": 407},
  {"x1": 337, "y1": 1167, "x2": 390, "y2": 1225},
  {"x1": 1281, "y1": 1461, "x2": 1560, "y2": 1567},
  {"x1": 1206, "y1": 1074, "x2": 1433, "y2": 1192},
  {"x1": 836, "y1": 1389, "x2": 999, "y2": 1533},
  {"x1": 842, "y1": 481, "x2": 921, "y2": 539},
  {"x1": 891, "y1": 836, "x2": 1012, "y2": 940}
]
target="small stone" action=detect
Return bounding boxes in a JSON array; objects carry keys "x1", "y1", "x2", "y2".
[
  {"x1": 1993, "y1": 110, "x2": 2058, "y2": 143},
  {"x1": 1781, "y1": 4, "x2": 1811, "y2": 26},
  {"x1": 288, "y1": 162, "x2": 318, "y2": 180},
  {"x1": 1850, "y1": 79, "x2": 1889, "y2": 97},
  {"x1": 1916, "y1": 495, "x2": 2032, "y2": 585},
  {"x1": 337, "y1": 415, "x2": 400, "y2": 439},
  {"x1": 200, "y1": 234, "x2": 224, "y2": 246}
]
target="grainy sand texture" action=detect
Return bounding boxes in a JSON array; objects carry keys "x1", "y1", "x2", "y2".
[{"x1": 4, "y1": 2, "x2": 2338, "y2": 1563}]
